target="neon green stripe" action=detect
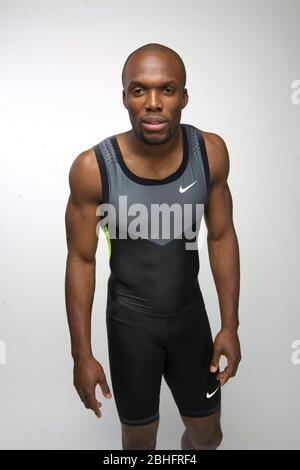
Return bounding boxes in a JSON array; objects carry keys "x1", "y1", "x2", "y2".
[{"x1": 103, "y1": 225, "x2": 111, "y2": 259}]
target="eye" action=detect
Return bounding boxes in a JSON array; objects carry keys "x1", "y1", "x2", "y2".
[
  {"x1": 132, "y1": 88, "x2": 143, "y2": 95},
  {"x1": 131, "y1": 86, "x2": 175, "y2": 95}
]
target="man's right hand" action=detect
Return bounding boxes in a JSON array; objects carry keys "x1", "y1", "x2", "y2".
[{"x1": 73, "y1": 356, "x2": 112, "y2": 418}]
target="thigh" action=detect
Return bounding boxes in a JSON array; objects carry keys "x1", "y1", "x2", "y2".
[
  {"x1": 163, "y1": 300, "x2": 221, "y2": 418},
  {"x1": 106, "y1": 300, "x2": 166, "y2": 426}
]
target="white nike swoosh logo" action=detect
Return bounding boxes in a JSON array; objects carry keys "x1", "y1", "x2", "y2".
[
  {"x1": 179, "y1": 180, "x2": 198, "y2": 193},
  {"x1": 206, "y1": 383, "x2": 220, "y2": 399}
]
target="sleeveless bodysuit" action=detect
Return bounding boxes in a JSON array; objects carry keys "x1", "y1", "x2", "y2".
[{"x1": 93, "y1": 123, "x2": 221, "y2": 425}]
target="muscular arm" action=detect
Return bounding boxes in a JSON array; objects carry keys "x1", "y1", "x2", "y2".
[
  {"x1": 202, "y1": 131, "x2": 241, "y2": 386},
  {"x1": 65, "y1": 149, "x2": 111, "y2": 417}
]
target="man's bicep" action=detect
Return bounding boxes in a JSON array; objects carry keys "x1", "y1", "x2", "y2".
[
  {"x1": 65, "y1": 194, "x2": 100, "y2": 262},
  {"x1": 65, "y1": 151, "x2": 102, "y2": 262},
  {"x1": 203, "y1": 133, "x2": 234, "y2": 241},
  {"x1": 204, "y1": 181, "x2": 233, "y2": 241}
]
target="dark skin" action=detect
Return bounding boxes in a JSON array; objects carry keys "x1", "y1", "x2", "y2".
[{"x1": 65, "y1": 49, "x2": 241, "y2": 448}]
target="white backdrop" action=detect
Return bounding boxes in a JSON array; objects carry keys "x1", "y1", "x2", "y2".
[{"x1": 0, "y1": 0, "x2": 299, "y2": 449}]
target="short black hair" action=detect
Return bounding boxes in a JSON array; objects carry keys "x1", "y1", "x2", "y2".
[{"x1": 122, "y1": 43, "x2": 186, "y2": 89}]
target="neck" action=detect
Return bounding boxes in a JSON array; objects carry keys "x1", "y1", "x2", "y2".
[{"x1": 127, "y1": 124, "x2": 182, "y2": 160}]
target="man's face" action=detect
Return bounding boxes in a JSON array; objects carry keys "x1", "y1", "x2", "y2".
[{"x1": 122, "y1": 52, "x2": 188, "y2": 145}]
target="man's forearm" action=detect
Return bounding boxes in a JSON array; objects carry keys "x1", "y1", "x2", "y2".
[
  {"x1": 65, "y1": 254, "x2": 96, "y2": 360},
  {"x1": 207, "y1": 228, "x2": 240, "y2": 331}
]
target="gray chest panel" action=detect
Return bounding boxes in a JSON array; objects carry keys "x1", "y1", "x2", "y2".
[{"x1": 94, "y1": 123, "x2": 210, "y2": 246}]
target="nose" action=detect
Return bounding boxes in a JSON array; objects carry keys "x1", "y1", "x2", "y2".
[{"x1": 145, "y1": 89, "x2": 162, "y2": 111}]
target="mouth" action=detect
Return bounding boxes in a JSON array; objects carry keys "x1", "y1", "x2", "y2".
[{"x1": 141, "y1": 119, "x2": 168, "y2": 131}]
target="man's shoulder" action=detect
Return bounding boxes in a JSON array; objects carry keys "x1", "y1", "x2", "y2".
[
  {"x1": 195, "y1": 128, "x2": 227, "y2": 153},
  {"x1": 68, "y1": 147, "x2": 102, "y2": 202},
  {"x1": 195, "y1": 127, "x2": 230, "y2": 184},
  {"x1": 69, "y1": 147, "x2": 98, "y2": 180}
]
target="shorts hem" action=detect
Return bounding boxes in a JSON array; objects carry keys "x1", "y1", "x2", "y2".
[
  {"x1": 119, "y1": 410, "x2": 160, "y2": 426},
  {"x1": 180, "y1": 403, "x2": 221, "y2": 418}
]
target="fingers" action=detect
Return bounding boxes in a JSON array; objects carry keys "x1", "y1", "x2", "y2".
[
  {"x1": 90, "y1": 398, "x2": 102, "y2": 418},
  {"x1": 79, "y1": 376, "x2": 112, "y2": 418},
  {"x1": 84, "y1": 395, "x2": 102, "y2": 418},
  {"x1": 210, "y1": 348, "x2": 222, "y2": 373},
  {"x1": 217, "y1": 356, "x2": 240, "y2": 385},
  {"x1": 217, "y1": 366, "x2": 232, "y2": 386},
  {"x1": 80, "y1": 389, "x2": 102, "y2": 418},
  {"x1": 73, "y1": 359, "x2": 113, "y2": 418},
  {"x1": 98, "y1": 375, "x2": 112, "y2": 399},
  {"x1": 75, "y1": 373, "x2": 112, "y2": 419}
]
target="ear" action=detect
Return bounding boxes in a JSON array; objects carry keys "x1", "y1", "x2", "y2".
[
  {"x1": 182, "y1": 89, "x2": 189, "y2": 109},
  {"x1": 122, "y1": 89, "x2": 127, "y2": 109}
]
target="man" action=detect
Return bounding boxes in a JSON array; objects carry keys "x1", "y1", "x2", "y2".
[{"x1": 65, "y1": 43, "x2": 241, "y2": 450}]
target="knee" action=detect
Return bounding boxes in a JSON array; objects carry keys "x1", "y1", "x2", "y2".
[
  {"x1": 191, "y1": 427, "x2": 223, "y2": 450},
  {"x1": 122, "y1": 436, "x2": 157, "y2": 450},
  {"x1": 121, "y1": 422, "x2": 158, "y2": 450}
]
